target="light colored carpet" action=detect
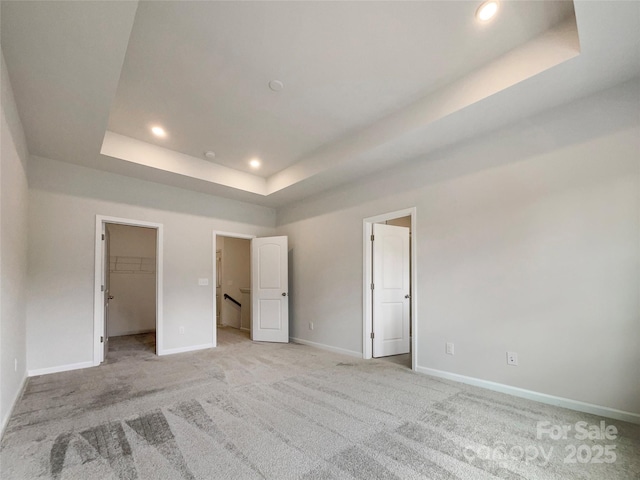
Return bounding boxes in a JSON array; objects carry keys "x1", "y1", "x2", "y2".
[
  {"x1": 1, "y1": 327, "x2": 638, "y2": 479},
  {"x1": 380, "y1": 353, "x2": 411, "y2": 369}
]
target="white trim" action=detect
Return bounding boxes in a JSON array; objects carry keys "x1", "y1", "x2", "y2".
[
  {"x1": 290, "y1": 337, "x2": 362, "y2": 358},
  {"x1": 363, "y1": 222, "x2": 371, "y2": 359},
  {"x1": 212, "y1": 231, "x2": 256, "y2": 348},
  {"x1": 93, "y1": 218, "x2": 103, "y2": 365},
  {"x1": 363, "y1": 207, "x2": 417, "y2": 371},
  {"x1": 416, "y1": 366, "x2": 640, "y2": 425},
  {"x1": 214, "y1": 231, "x2": 256, "y2": 240},
  {"x1": 94, "y1": 215, "x2": 164, "y2": 363},
  {"x1": 0, "y1": 375, "x2": 27, "y2": 438},
  {"x1": 159, "y1": 343, "x2": 214, "y2": 356},
  {"x1": 28, "y1": 361, "x2": 94, "y2": 377}
]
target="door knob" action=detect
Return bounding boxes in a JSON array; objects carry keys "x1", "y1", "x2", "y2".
[
  {"x1": 108, "y1": 295, "x2": 114, "y2": 300},
  {"x1": 405, "y1": 294, "x2": 411, "y2": 299},
  {"x1": 282, "y1": 292, "x2": 287, "y2": 296}
]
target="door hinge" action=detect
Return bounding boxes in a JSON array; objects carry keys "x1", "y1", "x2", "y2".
[
  {"x1": 370, "y1": 234, "x2": 374, "y2": 241},
  {"x1": 370, "y1": 332, "x2": 374, "y2": 339},
  {"x1": 100, "y1": 336, "x2": 104, "y2": 343},
  {"x1": 370, "y1": 283, "x2": 374, "y2": 290},
  {"x1": 101, "y1": 285, "x2": 105, "y2": 292},
  {"x1": 102, "y1": 234, "x2": 105, "y2": 241}
]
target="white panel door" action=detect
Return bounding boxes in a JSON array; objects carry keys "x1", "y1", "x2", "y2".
[
  {"x1": 251, "y1": 236, "x2": 288, "y2": 343},
  {"x1": 373, "y1": 224, "x2": 410, "y2": 357}
]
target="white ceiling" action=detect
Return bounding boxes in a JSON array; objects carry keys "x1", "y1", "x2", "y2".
[
  {"x1": 109, "y1": 1, "x2": 574, "y2": 177},
  {"x1": 2, "y1": 1, "x2": 639, "y2": 208}
]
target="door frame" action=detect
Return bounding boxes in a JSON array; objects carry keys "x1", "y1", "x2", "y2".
[
  {"x1": 93, "y1": 215, "x2": 164, "y2": 364},
  {"x1": 212, "y1": 231, "x2": 256, "y2": 347},
  {"x1": 363, "y1": 207, "x2": 417, "y2": 370}
]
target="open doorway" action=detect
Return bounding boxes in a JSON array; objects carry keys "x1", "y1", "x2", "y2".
[
  {"x1": 105, "y1": 223, "x2": 158, "y2": 360},
  {"x1": 212, "y1": 231, "x2": 290, "y2": 347},
  {"x1": 363, "y1": 208, "x2": 417, "y2": 370},
  {"x1": 94, "y1": 216, "x2": 163, "y2": 365},
  {"x1": 214, "y1": 233, "x2": 253, "y2": 345}
]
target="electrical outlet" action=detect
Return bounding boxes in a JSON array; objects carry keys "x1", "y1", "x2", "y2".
[
  {"x1": 198, "y1": 278, "x2": 209, "y2": 286},
  {"x1": 507, "y1": 351, "x2": 518, "y2": 366},
  {"x1": 179, "y1": 326, "x2": 185, "y2": 335},
  {"x1": 309, "y1": 321, "x2": 314, "y2": 330},
  {"x1": 446, "y1": 342, "x2": 454, "y2": 355}
]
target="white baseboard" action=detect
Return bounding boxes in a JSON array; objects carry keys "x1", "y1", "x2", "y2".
[
  {"x1": 1, "y1": 375, "x2": 27, "y2": 439},
  {"x1": 416, "y1": 366, "x2": 640, "y2": 425},
  {"x1": 159, "y1": 343, "x2": 213, "y2": 356},
  {"x1": 290, "y1": 337, "x2": 362, "y2": 358},
  {"x1": 28, "y1": 361, "x2": 95, "y2": 377}
]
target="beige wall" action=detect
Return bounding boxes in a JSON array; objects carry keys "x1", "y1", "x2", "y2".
[
  {"x1": 385, "y1": 216, "x2": 411, "y2": 228},
  {"x1": 1, "y1": 53, "x2": 29, "y2": 433},
  {"x1": 107, "y1": 224, "x2": 157, "y2": 337},
  {"x1": 277, "y1": 80, "x2": 640, "y2": 415},
  {"x1": 217, "y1": 236, "x2": 250, "y2": 329}
]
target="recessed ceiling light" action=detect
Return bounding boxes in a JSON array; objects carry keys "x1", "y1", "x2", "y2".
[
  {"x1": 204, "y1": 151, "x2": 216, "y2": 160},
  {"x1": 476, "y1": 1, "x2": 499, "y2": 22},
  {"x1": 151, "y1": 126, "x2": 166, "y2": 138},
  {"x1": 269, "y1": 80, "x2": 284, "y2": 92},
  {"x1": 249, "y1": 158, "x2": 261, "y2": 168}
]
